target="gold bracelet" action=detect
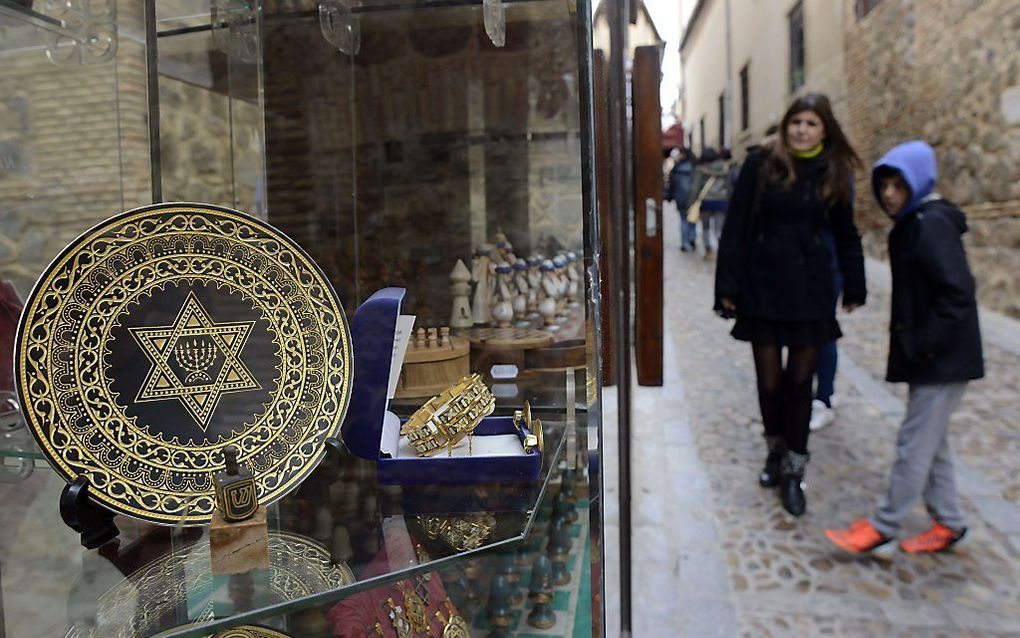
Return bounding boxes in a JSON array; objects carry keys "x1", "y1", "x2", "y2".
[{"x1": 402, "y1": 374, "x2": 495, "y2": 456}]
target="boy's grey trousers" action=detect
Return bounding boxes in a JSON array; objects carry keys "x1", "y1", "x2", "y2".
[{"x1": 871, "y1": 383, "x2": 968, "y2": 536}]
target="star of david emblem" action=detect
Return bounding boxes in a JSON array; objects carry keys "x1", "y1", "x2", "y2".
[{"x1": 129, "y1": 292, "x2": 261, "y2": 429}]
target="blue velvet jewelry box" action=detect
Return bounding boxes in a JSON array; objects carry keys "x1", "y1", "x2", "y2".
[{"x1": 339, "y1": 288, "x2": 542, "y2": 485}]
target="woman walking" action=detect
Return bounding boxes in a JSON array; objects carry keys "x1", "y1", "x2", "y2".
[{"x1": 714, "y1": 93, "x2": 867, "y2": 516}]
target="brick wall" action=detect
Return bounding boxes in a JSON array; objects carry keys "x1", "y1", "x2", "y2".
[
  {"x1": 846, "y1": 0, "x2": 1020, "y2": 316},
  {"x1": 0, "y1": 33, "x2": 151, "y2": 299}
]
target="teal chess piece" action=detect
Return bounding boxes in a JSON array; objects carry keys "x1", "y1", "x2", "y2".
[
  {"x1": 485, "y1": 574, "x2": 514, "y2": 638},
  {"x1": 527, "y1": 554, "x2": 556, "y2": 629}
]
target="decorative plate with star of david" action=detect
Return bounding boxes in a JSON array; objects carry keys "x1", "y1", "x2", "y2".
[{"x1": 15, "y1": 203, "x2": 353, "y2": 525}]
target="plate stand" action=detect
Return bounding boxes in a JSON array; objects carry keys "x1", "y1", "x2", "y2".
[{"x1": 60, "y1": 476, "x2": 120, "y2": 549}]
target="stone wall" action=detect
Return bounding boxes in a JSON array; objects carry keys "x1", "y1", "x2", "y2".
[
  {"x1": 0, "y1": 32, "x2": 151, "y2": 300},
  {"x1": 846, "y1": 0, "x2": 1020, "y2": 316}
]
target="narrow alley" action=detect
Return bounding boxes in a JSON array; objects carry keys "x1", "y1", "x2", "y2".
[{"x1": 604, "y1": 206, "x2": 1020, "y2": 637}]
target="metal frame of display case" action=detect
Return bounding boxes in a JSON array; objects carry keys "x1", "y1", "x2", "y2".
[{"x1": 0, "y1": 0, "x2": 606, "y2": 635}]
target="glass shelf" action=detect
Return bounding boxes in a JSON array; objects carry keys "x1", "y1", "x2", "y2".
[{"x1": 0, "y1": 416, "x2": 570, "y2": 637}]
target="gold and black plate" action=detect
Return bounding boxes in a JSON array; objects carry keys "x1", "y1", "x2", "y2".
[
  {"x1": 213, "y1": 626, "x2": 294, "y2": 638},
  {"x1": 16, "y1": 203, "x2": 353, "y2": 524},
  {"x1": 64, "y1": 532, "x2": 354, "y2": 638}
]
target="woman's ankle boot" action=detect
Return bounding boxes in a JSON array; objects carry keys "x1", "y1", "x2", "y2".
[
  {"x1": 780, "y1": 451, "x2": 809, "y2": 517},
  {"x1": 759, "y1": 436, "x2": 785, "y2": 488}
]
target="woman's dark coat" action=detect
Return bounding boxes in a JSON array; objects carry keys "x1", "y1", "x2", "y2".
[{"x1": 714, "y1": 151, "x2": 867, "y2": 322}]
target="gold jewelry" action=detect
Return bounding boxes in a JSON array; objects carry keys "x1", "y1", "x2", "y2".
[
  {"x1": 435, "y1": 601, "x2": 470, "y2": 638},
  {"x1": 402, "y1": 374, "x2": 495, "y2": 457},
  {"x1": 384, "y1": 597, "x2": 413, "y2": 638},
  {"x1": 515, "y1": 401, "x2": 544, "y2": 455},
  {"x1": 398, "y1": 581, "x2": 430, "y2": 634},
  {"x1": 417, "y1": 512, "x2": 496, "y2": 551}
]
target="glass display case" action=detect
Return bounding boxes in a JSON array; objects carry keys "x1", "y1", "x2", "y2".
[{"x1": 0, "y1": 1, "x2": 603, "y2": 636}]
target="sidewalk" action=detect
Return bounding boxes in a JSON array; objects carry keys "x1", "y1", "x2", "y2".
[{"x1": 602, "y1": 207, "x2": 1020, "y2": 637}]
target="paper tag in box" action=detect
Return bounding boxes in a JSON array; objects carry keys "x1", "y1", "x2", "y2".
[{"x1": 387, "y1": 315, "x2": 415, "y2": 399}]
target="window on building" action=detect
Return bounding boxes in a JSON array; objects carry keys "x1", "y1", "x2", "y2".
[
  {"x1": 739, "y1": 64, "x2": 750, "y2": 131},
  {"x1": 789, "y1": 2, "x2": 805, "y2": 93},
  {"x1": 699, "y1": 116, "x2": 705, "y2": 153},
  {"x1": 855, "y1": 0, "x2": 884, "y2": 19},
  {"x1": 717, "y1": 92, "x2": 725, "y2": 149}
]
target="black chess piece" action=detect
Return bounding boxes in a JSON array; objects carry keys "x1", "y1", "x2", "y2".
[
  {"x1": 560, "y1": 471, "x2": 579, "y2": 522},
  {"x1": 527, "y1": 554, "x2": 556, "y2": 629},
  {"x1": 551, "y1": 494, "x2": 574, "y2": 553},
  {"x1": 548, "y1": 518, "x2": 571, "y2": 586},
  {"x1": 485, "y1": 574, "x2": 514, "y2": 638}
]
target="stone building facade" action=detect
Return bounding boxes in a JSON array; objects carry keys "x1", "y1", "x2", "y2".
[
  {"x1": 845, "y1": 0, "x2": 1020, "y2": 316},
  {"x1": 679, "y1": 0, "x2": 848, "y2": 158}
]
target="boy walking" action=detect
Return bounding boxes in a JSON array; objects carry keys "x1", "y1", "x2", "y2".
[{"x1": 825, "y1": 141, "x2": 984, "y2": 556}]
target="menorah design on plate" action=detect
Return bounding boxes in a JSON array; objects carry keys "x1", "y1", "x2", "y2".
[{"x1": 175, "y1": 339, "x2": 219, "y2": 383}]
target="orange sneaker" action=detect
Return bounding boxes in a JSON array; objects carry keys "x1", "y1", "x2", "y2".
[
  {"x1": 824, "y1": 518, "x2": 896, "y2": 558},
  {"x1": 900, "y1": 521, "x2": 967, "y2": 554}
]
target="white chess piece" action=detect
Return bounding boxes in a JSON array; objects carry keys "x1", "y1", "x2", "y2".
[
  {"x1": 492, "y1": 262, "x2": 515, "y2": 328},
  {"x1": 552, "y1": 254, "x2": 569, "y2": 319},
  {"x1": 566, "y1": 251, "x2": 581, "y2": 308},
  {"x1": 471, "y1": 250, "x2": 493, "y2": 325},
  {"x1": 512, "y1": 259, "x2": 530, "y2": 325},
  {"x1": 450, "y1": 259, "x2": 474, "y2": 328},
  {"x1": 526, "y1": 256, "x2": 542, "y2": 317},
  {"x1": 539, "y1": 259, "x2": 560, "y2": 331}
]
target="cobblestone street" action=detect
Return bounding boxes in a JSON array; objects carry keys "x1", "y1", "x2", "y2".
[{"x1": 603, "y1": 209, "x2": 1020, "y2": 637}]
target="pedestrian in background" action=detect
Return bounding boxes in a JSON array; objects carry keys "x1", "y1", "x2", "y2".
[
  {"x1": 665, "y1": 147, "x2": 698, "y2": 251},
  {"x1": 825, "y1": 141, "x2": 983, "y2": 556},
  {"x1": 688, "y1": 147, "x2": 732, "y2": 260},
  {"x1": 714, "y1": 93, "x2": 867, "y2": 517}
]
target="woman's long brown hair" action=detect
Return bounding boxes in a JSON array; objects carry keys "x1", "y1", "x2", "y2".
[{"x1": 764, "y1": 93, "x2": 861, "y2": 207}]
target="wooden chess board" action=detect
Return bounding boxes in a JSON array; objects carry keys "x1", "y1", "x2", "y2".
[{"x1": 455, "y1": 327, "x2": 554, "y2": 349}]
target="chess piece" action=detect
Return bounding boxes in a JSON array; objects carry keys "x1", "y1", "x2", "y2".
[
  {"x1": 330, "y1": 524, "x2": 354, "y2": 563},
  {"x1": 566, "y1": 251, "x2": 582, "y2": 308},
  {"x1": 538, "y1": 259, "x2": 559, "y2": 331},
  {"x1": 450, "y1": 259, "x2": 474, "y2": 328},
  {"x1": 552, "y1": 254, "x2": 569, "y2": 319},
  {"x1": 427, "y1": 327, "x2": 439, "y2": 349},
  {"x1": 485, "y1": 574, "x2": 514, "y2": 638},
  {"x1": 440, "y1": 326, "x2": 451, "y2": 347},
  {"x1": 512, "y1": 259, "x2": 530, "y2": 326},
  {"x1": 471, "y1": 249, "x2": 493, "y2": 325},
  {"x1": 496, "y1": 553, "x2": 522, "y2": 606},
  {"x1": 527, "y1": 554, "x2": 556, "y2": 629},
  {"x1": 548, "y1": 518, "x2": 571, "y2": 586},
  {"x1": 526, "y1": 256, "x2": 542, "y2": 315},
  {"x1": 492, "y1": 231, "x2": 515, "y2": 264},
  {"x1": 415, "y1": 327, "x2": 427, "y2": 349},
  {"x1": 552, "y1": 491, "x2": 577, "y2": 527},
  {"x1": 491, "y1": 262, "x2": 515, "y2": 328}
]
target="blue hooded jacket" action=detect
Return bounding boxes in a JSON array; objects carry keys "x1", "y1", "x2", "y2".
[
  {"x1": 873, "y1": 141, "x2": 983, "y2": 384},
  {"x1": 871, "y1": 140, "x2": 937, "y2": 218}
]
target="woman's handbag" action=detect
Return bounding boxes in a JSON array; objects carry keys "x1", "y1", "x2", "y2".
[{"x1": 686, "y1": 176, "x2": 716, "y2": 224}]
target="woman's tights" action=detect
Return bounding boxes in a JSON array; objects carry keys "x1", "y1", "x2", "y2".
[{"x1": 752, "y1": 344, "x2": 819, "y2": 455}]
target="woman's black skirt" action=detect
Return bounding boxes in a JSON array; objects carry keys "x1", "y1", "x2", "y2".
[{"x1": 731, "y1": 316, "x2": 842, "y2": 348}]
